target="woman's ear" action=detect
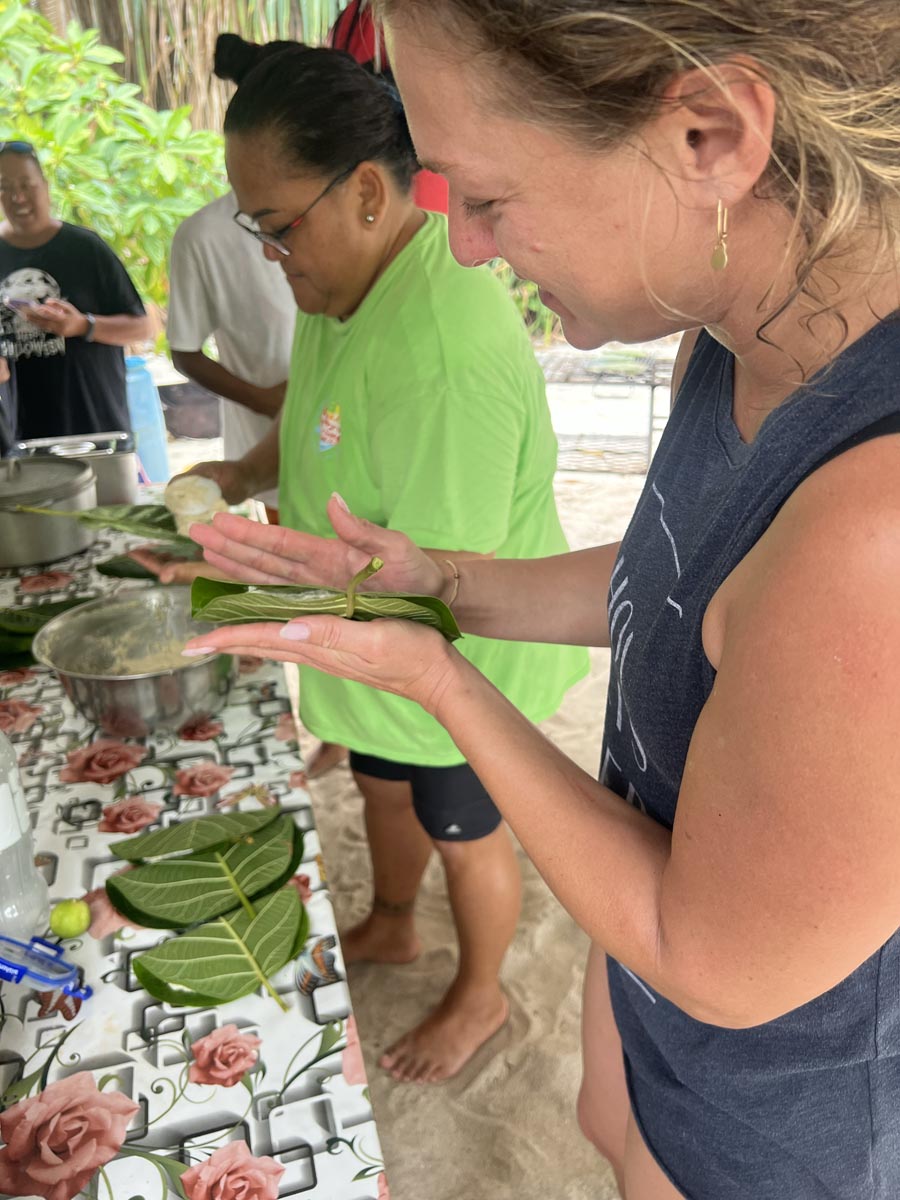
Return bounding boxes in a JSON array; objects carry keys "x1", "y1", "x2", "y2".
[
  {"x1": 354, "y1": 162, "x2": 390, "y2": 227},
  {"x1": 654, "y1": 58, "x2": 776, "y2": 212}
]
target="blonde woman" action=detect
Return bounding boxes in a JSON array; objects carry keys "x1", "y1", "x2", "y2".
[{"x1": 184, "y1": 2, "x2": 900, "y2": 1196}]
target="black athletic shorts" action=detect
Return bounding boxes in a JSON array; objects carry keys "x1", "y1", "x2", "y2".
[{"x1": 348, "y1": 751, "x2": 501, "y2": 842}]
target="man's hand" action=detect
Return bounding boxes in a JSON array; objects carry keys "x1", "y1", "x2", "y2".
[
  {"x1": 174, "y1": 461, "x2": 254, "y2": 506},
  {"x1": 0, "y1": 357, "x2": 9, "y2": 386},
  {"x1": 25, "y1": 298, "x2": 90, "y2": 339}
]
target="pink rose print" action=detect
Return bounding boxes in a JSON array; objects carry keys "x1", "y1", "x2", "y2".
[
  {"x1": 181, "y1": 1141, "x2": 284, "y2": 1200},
  {"x1": 378, "y1": 1172, "x2": 391, "y2": 1200},
  {"x1": 238, "y1": 655, "x2": 264, "y2": 675},
  {"x1": 0, "y1": 668, "x2": 35, "y2": 686},
  {"x1": 0, "y1": 1071, "x2": 138, "y2": 1200},
  {"x1": 84, "y1": 875, "x2": 143, "y2": 940},
  {"x1": 18, "y1": 571, "x2": 74, "y2": 595},
  {"x1": 286, "y1": 874, "x2": 312, "y2": 904},
  {"x1": 174, "y1": 763, "x2": 235, "y2": 797},
  {"x1": 273, "y1": 712, "x2": 297, "y2": 742},
  {"x1": 188, "y1": 1024, "x2": 261, "y2": 1088},
  {"x1": 179, "y1": 716, "x2": 225, "y2": 742},
  {"x1": 289, "y1": 770, "x2": 308, "y2": 789},
  {"x1": 59, "y1": 740, "x2": 147, "y2": 785},
  {"x1": 0, "y1": 699, "x2": 42, "y2": 734},
  {"x1": 98, "y1": 797, "x2": 162, "y2": 835},
  {"x1": 342, "y1": 1015, "x2": 367, "y2": 1086}
]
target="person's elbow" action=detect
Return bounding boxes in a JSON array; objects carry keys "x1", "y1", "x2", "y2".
[
  {"x1": 171, "y1": 348, "x2": 200, "y2": 377},
  {"x1": 655, "y1": 933, "x2": 815, "y2": 1031}
]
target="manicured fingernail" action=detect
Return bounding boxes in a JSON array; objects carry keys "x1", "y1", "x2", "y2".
[
  {"x1": 280, "y1": 622, "x2": 310, "y2": 642},
  {"x1": 331, "y1": 491, "x2": 350, "y2": 512},
  {"x1": 181, "y1": 647, "x2": 214, "y2": 657}
]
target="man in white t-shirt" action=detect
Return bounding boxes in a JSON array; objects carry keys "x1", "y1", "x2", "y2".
[{"x1": 166, "y1": 191, "x2": 296, "y2": 511}]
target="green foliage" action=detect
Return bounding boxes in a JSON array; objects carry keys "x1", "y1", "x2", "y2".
[
  {"x1": 0, "y1": 0, "x2": 226, "y2": 308},
  {"x1": 490, "y1": 261, "x2": 562, "y2": 345}
]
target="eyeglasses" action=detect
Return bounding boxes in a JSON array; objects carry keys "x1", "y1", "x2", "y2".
[{"x1": 233, "y1": 165, "x2": 358, "y2": 256}]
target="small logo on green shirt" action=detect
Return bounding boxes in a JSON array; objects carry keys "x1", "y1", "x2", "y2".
[{"x1": 317, "y1": 404, "x2": 341, "y2": 451}]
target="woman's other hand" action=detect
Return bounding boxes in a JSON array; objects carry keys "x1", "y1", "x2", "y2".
[
  {"x1": 184, "y1": 612, "x2": 460, "y2": 717},
  {"x1": 190, "y1": 492, "x2": 449, "y2": 597}
]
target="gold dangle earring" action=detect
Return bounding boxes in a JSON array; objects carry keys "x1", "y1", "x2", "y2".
[{"x1": 711, "y1": 199, "x2": 729, "y2": 271}]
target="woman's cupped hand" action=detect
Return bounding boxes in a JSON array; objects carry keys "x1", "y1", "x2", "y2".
[{"x1": 183, "y1": 610, "x2": 461, "y2": 717}]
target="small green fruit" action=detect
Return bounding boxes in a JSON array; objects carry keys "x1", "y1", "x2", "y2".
[{"x1": 50, "y1": 898, "x2": 92, "y2": 939}]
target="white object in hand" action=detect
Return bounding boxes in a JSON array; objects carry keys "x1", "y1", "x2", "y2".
[
  {"x1": 164, "y1": 475, "x2": 228, "y2": 536},
  {"x1": 0, "y1": 731, "x2": 50, "y2": 939}
]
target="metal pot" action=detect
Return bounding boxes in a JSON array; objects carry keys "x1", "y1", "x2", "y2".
[
  {"x1": 0, "y1": 457, "x2": 97, "y2": 570},
  {"x1": 13, "y1": 432, "x2": 138, "y2": 505},
  {"x1": 31, "y1": 586, "x2": 236, "y2": 736}
]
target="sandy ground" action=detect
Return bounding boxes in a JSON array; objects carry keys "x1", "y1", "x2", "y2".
[{"x1": 300, "y1": 470, "x2": 647, "y2": 1200}]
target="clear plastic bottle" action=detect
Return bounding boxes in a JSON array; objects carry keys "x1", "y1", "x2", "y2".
[{"x1": 0, "y1": 731, "x2": 49, "y2": 939}]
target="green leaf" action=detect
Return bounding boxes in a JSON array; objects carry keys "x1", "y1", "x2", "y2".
[
  {"x1": 0, "y1": 595, "x2": 100, "y2": 635},
  {"x1": 191, "y1": 579, "x2": 462, "y2": 642},
  {"x1": 110, "y1": 807, "x2": 282, "y2": 862},
  {"x1": 14, "y1": 504, "x2": 195, "y2": 548},
  {"x1": 107, "y1": 815, "x2": 301, "y2": 928},
  {"x1": 133, "y1": 887, "x2": 303, "y2": 1007}
]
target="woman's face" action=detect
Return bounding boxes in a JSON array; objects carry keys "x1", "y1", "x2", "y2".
[
  {"x1": 386, "y1": 21, "x2": 730, "y2": 348},
  {"x1": 0, "y1": 155, "x2": 52, "y2": 239},
  {"x1": 226, "y1": 133, "x2": 378, "y2": 319}
]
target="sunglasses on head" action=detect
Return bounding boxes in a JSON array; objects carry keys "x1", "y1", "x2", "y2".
[{"x1": 0, "y1": 141, "x2": 36, "y2": 157}]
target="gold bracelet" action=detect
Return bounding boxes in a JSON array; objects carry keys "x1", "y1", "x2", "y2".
[{"x1": 443, "y1": 558, "x2": 460, "y2": 607}]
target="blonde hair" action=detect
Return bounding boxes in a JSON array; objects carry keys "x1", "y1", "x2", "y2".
[{"x1": 379, "y1": 0, "x2": 900, "y2": 323}]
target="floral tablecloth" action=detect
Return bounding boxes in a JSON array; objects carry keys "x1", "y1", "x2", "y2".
[{"x1": 0, "y1": 525, "x2": 387, "y2": 1200}]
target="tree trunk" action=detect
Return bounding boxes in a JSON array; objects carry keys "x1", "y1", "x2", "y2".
[{"x1": 36, "y1": 0, "x2": 66, "y2": 35}]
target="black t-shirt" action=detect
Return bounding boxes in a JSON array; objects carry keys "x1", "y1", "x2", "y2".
[{"x1": 0, "y1": 223, "x2": 145, "y2": 439}]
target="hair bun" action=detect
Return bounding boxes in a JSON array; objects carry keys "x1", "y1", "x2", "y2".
[{"x1": 214, "y1": 33, "x2": 263, "y2": 85}]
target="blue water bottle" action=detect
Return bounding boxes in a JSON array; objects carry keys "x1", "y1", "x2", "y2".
[{"x1": 125, "y1": 355, "x2": 170, "y2": 482}]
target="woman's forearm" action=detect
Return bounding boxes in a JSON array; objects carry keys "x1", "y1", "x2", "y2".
[{"x1": 439, "y1": 542, "x2": 620, "y2": 647}]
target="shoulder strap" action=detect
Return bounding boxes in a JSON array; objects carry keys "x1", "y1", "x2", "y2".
[{"x1": 807, "y1": 410, "x2": 900, "y2": 475}]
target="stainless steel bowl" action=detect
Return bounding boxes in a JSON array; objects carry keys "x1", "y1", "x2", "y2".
[{"x1": 32, "y1": 587, "x2": 236, "y2": 736}]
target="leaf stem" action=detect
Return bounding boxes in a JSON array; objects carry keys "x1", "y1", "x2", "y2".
[
  {"x1": 214, "y1": 850, "x2": 256, "y2": 920},
  {"x1": 219, "y1": 916, "x2": 290, "y2": 1013},
  {"x1": 345, "y1": 556, "x2": 384, "y2": 618}
]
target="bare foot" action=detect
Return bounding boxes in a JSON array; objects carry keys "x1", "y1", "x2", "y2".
[
  {"x1": 379, "y1": 982, "x2": 509, "y2": 1084},
  {"x1": 341, "y1": 912, "x2": 422, "y2": 966},
  {"x1": 306, "y1": 741, "x2": 348, "y2": 780}
]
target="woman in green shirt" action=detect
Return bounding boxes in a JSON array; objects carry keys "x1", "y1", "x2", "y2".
[{"x1": 176, "y1": 43, "x2": 587, "y2": 1083}]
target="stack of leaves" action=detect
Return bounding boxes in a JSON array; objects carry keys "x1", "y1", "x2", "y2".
[
  {"x1": 107, "y1": 808, "x2": 308, "y2": 1011},
  {"x1": 191, "y1": 570, "x2": 462, "y2": 643},
  {"x1": 0, "y1": 595, "x2": 98, "y2": 669}
]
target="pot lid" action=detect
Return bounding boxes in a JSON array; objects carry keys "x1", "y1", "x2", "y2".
[{"x1": 0, "y1": 456, "x2": 95, "y2": 508}]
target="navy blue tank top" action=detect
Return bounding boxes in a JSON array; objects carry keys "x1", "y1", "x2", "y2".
[{"x1": 603, "y1": 317, "x2": 900, "y2": 1199}]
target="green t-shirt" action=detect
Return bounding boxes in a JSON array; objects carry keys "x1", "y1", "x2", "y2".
[{"x1": 279, "y1": 213, "x2": 588, "y2": 766}]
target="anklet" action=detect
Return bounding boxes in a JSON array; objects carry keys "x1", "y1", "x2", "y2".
[{"x1": 373, "y1": 895, "x2": 416, "y2": 916}]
